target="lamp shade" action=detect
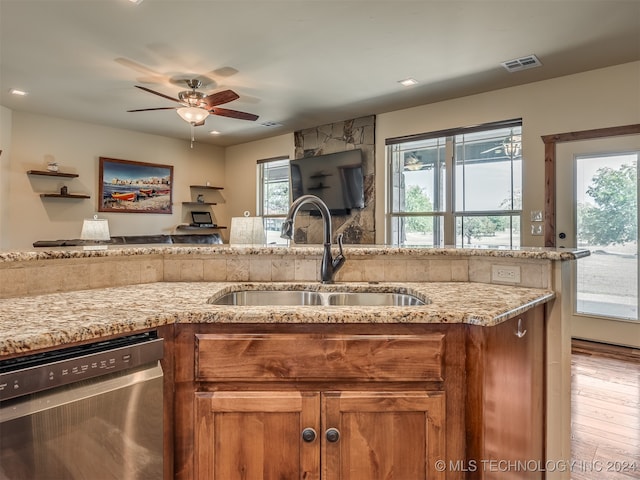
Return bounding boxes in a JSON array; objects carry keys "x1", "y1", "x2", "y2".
[
  {"x1": 177, "y1": 106, "x2": 209, "y2": 124},
  {"x1": 80, "y1": 215, "x2": 110, "y2": 241},
  {"x1": 230, "y1": 216, "x2": 266, "y2": 245}
]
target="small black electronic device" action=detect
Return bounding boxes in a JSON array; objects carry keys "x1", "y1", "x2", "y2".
[{"x1": 190, "y1": 211, "x2": 217, "y2": 228}]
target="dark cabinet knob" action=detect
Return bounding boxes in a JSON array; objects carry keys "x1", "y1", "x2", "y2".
[
  {"x1": 325, "y1": 427, "x2": 340, "y2": 443},
  {"x1": 301, "y1": 427, "x2": 317, "y2": 443},
  {"x1": 559, "y1": 232, "x2": 566, "y2": 239}
]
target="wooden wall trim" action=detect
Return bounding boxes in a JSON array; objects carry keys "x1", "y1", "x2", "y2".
[
  {"x1": 544, "y1": 142, "x2": 557, "y2": 247},
  {"x1": 541, "y1": 124, "x2": 640, "y2": 247}
]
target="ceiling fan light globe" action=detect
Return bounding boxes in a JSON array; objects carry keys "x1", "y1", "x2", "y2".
[{"x1": 177, "y1": 106, "x2": 209, "y2": 124}]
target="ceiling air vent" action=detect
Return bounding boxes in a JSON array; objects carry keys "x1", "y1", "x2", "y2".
[
  {"x1": 501, "y1": 54, "x2": 542, "y2": 72},
  {"x1": 260, "y1": 121, "x2": 282, "y2": 128}
]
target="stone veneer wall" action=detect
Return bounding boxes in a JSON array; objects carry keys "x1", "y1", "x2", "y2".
[{"x1": 292, "y1": 115, "x2": 375, "y2": 244}]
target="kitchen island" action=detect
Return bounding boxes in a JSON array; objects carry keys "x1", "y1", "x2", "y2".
[
  {"x1": 0, "y1": 280, "x2": 553, "y2": 356},
  {"x1": 0, "y1": 245, "x2": 587, "y2": 479}
]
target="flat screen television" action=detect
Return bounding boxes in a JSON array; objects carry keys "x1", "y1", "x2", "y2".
[{"x1": 290, "y1": 149, "x2": 365, "y2": 215}]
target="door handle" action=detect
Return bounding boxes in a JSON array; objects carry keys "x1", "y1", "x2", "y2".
[
  {"x1": 325, "y1": 428, "x2": 340, "y2": 443},
  {"x1": 515, "y1": 318, "x2": 527, "y2": 338},
  {"x1": 301, "y1": 428, "x2": 317, "y2": 443}
]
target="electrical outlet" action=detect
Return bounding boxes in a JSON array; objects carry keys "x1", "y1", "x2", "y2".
[{"x1": 491, "y1": 265, "x2": 521, "y2": 284}]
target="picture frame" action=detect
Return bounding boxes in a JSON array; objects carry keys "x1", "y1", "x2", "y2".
[{"x1": 98, "y1": 157, "x2": 173, "y2": 214}]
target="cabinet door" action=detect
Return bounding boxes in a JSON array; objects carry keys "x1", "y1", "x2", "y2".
[
  {"x1": 322, "y1": 391, "x2": 445, "y2": 480},
  {"x1": 195, "y1": 391, "x2": 320, "y2": 480},
  {"x1": 479, "y1": 308, "x2": 545, "y2": 480}
]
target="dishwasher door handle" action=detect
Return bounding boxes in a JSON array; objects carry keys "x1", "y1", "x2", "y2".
[{"x1": 0, "y1": 362, "x2": 162, "y2": 423}]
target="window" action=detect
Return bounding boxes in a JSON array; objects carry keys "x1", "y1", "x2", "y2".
[
  {"x1": 387, "y1": 119, "x2": 522, "y2": 248},
  {"x1": 575, "y1": 152, "x2": 637, "y2": 321},
  {"x1": 257, "y1": 157, "x2": 290, "y2": 245}
]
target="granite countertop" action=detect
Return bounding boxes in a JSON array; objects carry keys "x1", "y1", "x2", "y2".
[
  {"x1": 0, "y1": 281, "x2": 554, "y2": 357},
  {"x1": 0, "y1": 244, "x2": 590, "y2": 263}
]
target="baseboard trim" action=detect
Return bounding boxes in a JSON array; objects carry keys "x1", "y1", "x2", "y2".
[{"x1": 571, "y1": 338, "x2": 640, "y2": 361}]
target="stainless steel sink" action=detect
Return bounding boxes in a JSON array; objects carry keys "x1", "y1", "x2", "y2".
[
  {"x1": 209, "y1": 289, "x2": 427, "y2": 306},
  {"x1": 327, "y1": 292, "x2": 426, "y2": 306},
  {"x1": 210, "y1": 290, "x2": 323, "y2": 306}
]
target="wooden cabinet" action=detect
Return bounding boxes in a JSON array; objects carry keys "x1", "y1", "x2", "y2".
[
  {"x1": 322, "y1": 391, "x2": 445, "y2": 479},
  {"x1": 194, "y1": 390, "x2": 445, "y2": 480},
  {"x1": 173, "y1": 306, "x2": 545, "y2": 480},
  {"x1": 194, "y1": 333, "x2": 445, "y2": 382},
  {"x1": 192, "y1": 332, "x2": 447, "y2": 480},
  {"x1": 174, "y1": 325, "x2": 458, "y2": 480},
  {"x1": 194, "y1": 391, "x2": 320, "y2": 479},
  {"x1": 191, "y1": 332, "x2": 449, "y2": 478},
  {"x1": 466, "y1": 307, "x2": 545, "y2": 480}
]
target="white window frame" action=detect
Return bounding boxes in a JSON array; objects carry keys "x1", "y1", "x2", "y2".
[
  {"x1": 386, "y1": 119, "x2": 522, "y2": 248},
  {"x1": 257, "y1": 156, "x2": 290, "y2": 245}
]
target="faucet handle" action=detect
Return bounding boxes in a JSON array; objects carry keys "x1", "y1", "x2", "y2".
[
  {"x1": 280, "y1": 219, "x2": 294, "y2": 240},
  {"x1": 332, "y1": 234, "x2": 346, "y2": 271},
  {"x1": 336, "y1": 233, "x2": 344, "y2": 256}
]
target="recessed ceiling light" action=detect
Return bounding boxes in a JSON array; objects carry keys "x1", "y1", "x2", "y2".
[
  {"x1": 209, "y1": 130, "x2": 221, "y2": 135},
  {"x1": 129, "y1": 0, "x2": 143, "y2": 4},
  {"x1": 9, "y1": 88, "x2": 28, "y2": 96},
  {"x1": 398, "y1": 78, "x2": 418, "y2": 87}
]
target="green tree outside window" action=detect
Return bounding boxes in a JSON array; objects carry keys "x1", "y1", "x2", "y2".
[
  {"x1": 578, "y1": 162, "x2": 637, "y2": 246},
  {"x1": 405, "y1": 185, "x2": 433, "y2": 233}
]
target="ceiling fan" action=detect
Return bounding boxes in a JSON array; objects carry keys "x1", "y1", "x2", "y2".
[{"x1": 127, "y1": 79, "x2": 259, "y2": 126}]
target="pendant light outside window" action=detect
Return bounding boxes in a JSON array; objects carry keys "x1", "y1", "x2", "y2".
[{"x1": 177, "y1": 106, "x2": 209, "y2": 124}]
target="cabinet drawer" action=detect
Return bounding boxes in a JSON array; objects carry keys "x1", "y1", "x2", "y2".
[{"x1": 195, "y1": 333, "x2": 444, "y2": 382}]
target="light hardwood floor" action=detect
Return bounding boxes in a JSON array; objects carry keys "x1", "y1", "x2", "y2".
[{"x1": 571, "y1": 340, "x2": 640, "y2": 480}]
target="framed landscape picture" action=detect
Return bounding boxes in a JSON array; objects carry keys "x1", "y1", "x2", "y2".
[{"x1": 98, "y1": 157, "x2": 173, "y2": 214}]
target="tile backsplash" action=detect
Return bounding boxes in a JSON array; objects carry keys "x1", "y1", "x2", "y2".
[{"x1": 0, "y1": 250, "x2": 554, "y2": 298}]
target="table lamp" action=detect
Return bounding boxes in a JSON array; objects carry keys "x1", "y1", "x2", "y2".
[
  {"x1": 80, "y1": 214, "x2": 111, "y2": 250},
  {"x1": 229, "y1": 212, "x2": 266, "y2": 245}
]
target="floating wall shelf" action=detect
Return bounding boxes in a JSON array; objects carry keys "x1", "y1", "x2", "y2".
[
  {"x1": 178, "y1": 185, "x2": 225, "y2": 232},
  {"x1": 27, "y1": 170, "x2": 79, "y2": 178},
  {"x1": 28, "y1": 169, "x2": 89, "y2": 199},
  {"x1": 190, "y1": 185, "x2": 224, "y2": 190},
  {"x1": 40, "y1": 193, "x2": 90, "y2": 199}
]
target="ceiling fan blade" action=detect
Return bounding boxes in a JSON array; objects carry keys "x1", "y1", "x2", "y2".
[
  {"x1": 480, "y1": 145, "x2": 502, "y2": 154},
  {"x1": 115, "y1": 58, "x2": 172, "y2": 86},
  {"x1": 203, "y1": 89, "x2": 240, "y2": 108},
  {"x1": 134, "y1": 85, "x2": 180, "y2": 103},
  {"x1": 210, "y1": 107, "x2": 259, "y2": 121},
  {"x1": 127, "y1": 107, "x2": 177, "y2": 112}
]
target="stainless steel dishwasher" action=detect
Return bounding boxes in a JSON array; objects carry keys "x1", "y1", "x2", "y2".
[{"x1": 0, "y1": 331, "x2": 164, "y2": 480}]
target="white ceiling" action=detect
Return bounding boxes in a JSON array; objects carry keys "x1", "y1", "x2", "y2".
[{"x1": 1, "y1": 0, "x2": 639, "y2": 147}]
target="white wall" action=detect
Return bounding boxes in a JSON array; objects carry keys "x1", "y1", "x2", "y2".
[
  {"x1": 5, "y1": 111, "x2": 225, "y2": 249},
  {"x1": 222, "y1": 62, "x2": 639, "y2": 247},
  {"x1": 4, "y1": 62, "x2": 638, "y2": 249},
  {"x1": 0, "y1": 106, "x2": 12, "y2": 250},
  {"x1": 376, "y1": 61, "x2": 640, "y2": 245},
  {"x1": 224, "y1": 133, "x2": 294, "y2": 223}
]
